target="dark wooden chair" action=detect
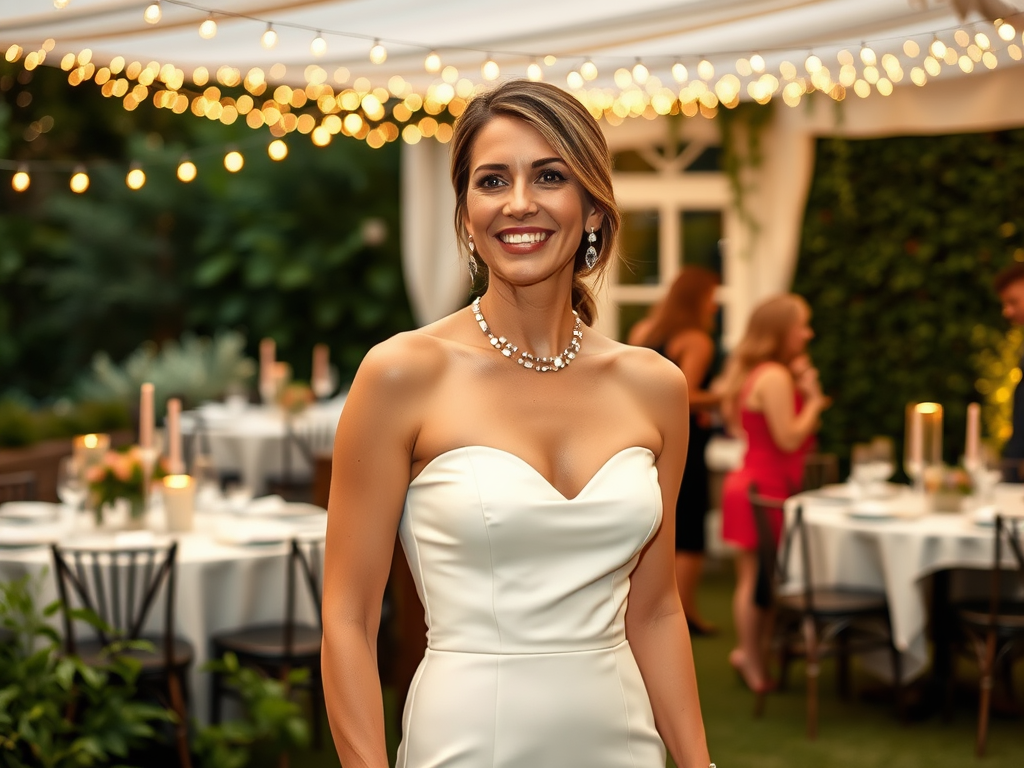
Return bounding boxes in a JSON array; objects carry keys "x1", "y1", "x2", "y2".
[
  {"x1": 947, "y1": 515, "x2": 1024, "y2": 757},
  {"x1": 750, "y1": 487, "x2": 903, "y2": 737},
  {"x1": 0, "y1": 470, "x2": 37, "y2": 503},
  {"x1": 51, "y1": 541, "x2": 194, "y2": 767},
  {"x1": 210, "y1": 536, "x2": 326, "y2": 749},
  {"x1": 801, "y1": 453, "x2": 839, "y2": 491}
]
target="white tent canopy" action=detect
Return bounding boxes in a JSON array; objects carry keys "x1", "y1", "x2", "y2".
[{"x1": 2, "y1": 1, "x2": 1021, "y2": 92}]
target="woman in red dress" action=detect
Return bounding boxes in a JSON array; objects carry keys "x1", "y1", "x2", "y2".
[{"x1": 717, "y1": 294, "x2": 829, "y2": 693}]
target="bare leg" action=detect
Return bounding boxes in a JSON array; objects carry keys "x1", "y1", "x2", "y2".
[
  {"x1": 730, "y1": 549, "x2": 769, "y2": 692},
  {"x1": 675, "y1": 552, "x2": 715, "y2": 633}
]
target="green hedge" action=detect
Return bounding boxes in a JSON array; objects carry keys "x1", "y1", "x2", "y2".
[{"x1": 793, "y1": 129, "x2": 1024, "y2": 468}]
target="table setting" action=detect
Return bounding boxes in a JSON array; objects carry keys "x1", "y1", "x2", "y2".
[{"x1": 785, "y1": 401, "x2": 1024, "y2": 683}]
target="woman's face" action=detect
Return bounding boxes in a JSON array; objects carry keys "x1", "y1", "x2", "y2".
[
  {"x1": 782, "y1": 303, "x2": 814, "y2": 361},
  {"x1": 462, "y1": 115, "x2": 601, "y2": 288}
]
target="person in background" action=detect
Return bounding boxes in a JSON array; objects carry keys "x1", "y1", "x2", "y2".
[
  {"x1": 994, "y1": 263, "x2": 1024, "y2": 480},
  {"x1": 629, "y1": 267, "x2": 721, "y2": 635},
  {"x1": 715, "y1": 294, "x2": 829, "y2": 693}
]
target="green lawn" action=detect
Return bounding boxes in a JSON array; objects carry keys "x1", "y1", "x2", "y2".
[{"x1": 296, "y1": 563, "x2": 1023, "y2": 768}]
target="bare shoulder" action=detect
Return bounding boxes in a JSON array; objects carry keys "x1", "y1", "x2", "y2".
[
  {"x1": 751, "y1": 361, "x2": 792, "y2": 388},
  {"x1": 593, "y1": 334, "x2": 688, "y2": 408},
  {"x1": 354, "y1": 328, "x2": 449, "y2": 395}
]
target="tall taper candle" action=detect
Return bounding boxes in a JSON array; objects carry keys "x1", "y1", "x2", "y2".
[
  {"x1": 139, "y1": 383, "x2": 154, "y2": 450},
  {"x1": 965, "y1": 402, "x2": 981, "y2": 467},
  {"x1": 910, "y1": 406, "x2": 923, "y2": 467},
  {"x1": 312, "y1": 343, "x2": 329, "y2": 385},
  {"x1": 167, "y1": 397, "x2": 183, "y2": 475},
  {"x1": 259, "y1": 338, "x2": 276, "y2": 387}
]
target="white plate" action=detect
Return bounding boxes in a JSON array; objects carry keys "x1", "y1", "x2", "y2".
[
  {"x1": 237, "y1": 497, "x2": 325, "y2": 519},
  {"x1": 0, "y1": 501, "x2": 62, "y2": 522},
  {"x1": 846, "y1": 501, "x2": 896, "y2": 520},
  {"x1": 213, "y1": 520, "x2": 293, "y2": 546}
]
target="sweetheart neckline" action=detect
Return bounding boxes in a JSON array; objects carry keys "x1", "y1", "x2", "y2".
[{"x1": 410, "y1": 445, "x2": 656, "y2": 503}]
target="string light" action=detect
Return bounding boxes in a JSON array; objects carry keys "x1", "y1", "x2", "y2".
[
  {"x1": 750, "y1": 53, "x2": 766, "y2": 73},
  {"x1": 126, "y1": 165, "x2": 146, "y2": 190},
  {"x1": 224, "y1": 150, "x2": 244, "y2": 172},
  {"x1": 697, "y1": 59, "x2": 714, "y2": 81},
  {"x1": 860, "y1": 45, "x2": 877, "y2": 66},
  {"x1": 997, "y1": 21, "x2": 1016, "y2": 41},
  {"x1": 929, "y1": 38, "x2": 947, "y2": 58},
  {"x1": 12, "y1": 167, "x2": 29, "y2": 192},
  {"x1": 268, "y1": 139, "x2": 288, "y2": 160},
  {"x1": 70, "y1": 168, "x2": 89, "y2": 193},
  {"x1": 54, "y1": 0, "x2": 71, "y2": 8},
  {"x1": 482, "y1": 56, "x2": 499, "y2": 81},
  {"x1": 310, "y1": 32, "x2": 327, "y2": 57},
  {"x1": 671, "y1": 61, "x2": 688, "y2": 83},
  {"x1": 526, "y1": 60, "x2": 543, "y2": 81},
  {"x1": 261, "y1": 24, "x2": 278, "y2": 49},
  {"x1": 177, "y1": 158, "x2": 197, "y2": 182},
  {"x1": 631, "y1": 60, "x2": 649, "y2": 84},
  {"x1": 198, "y1": 16, "x2": 217, "y2": 39},
  {"x1": 566, "y1": 70, "x2": 584, "y2": 89},
  {"x1": 369, "y1": 40, "x2": 387, "y2": 64},
  {"x1": 143, "y1": 2, "x2": 162, "y2": 24},
  {"x1": 580, "y1": 60, "x2": 598, "y2": 81},
  {"x1": 424, "y1": 51, "x2": 441, "y2": 73}
]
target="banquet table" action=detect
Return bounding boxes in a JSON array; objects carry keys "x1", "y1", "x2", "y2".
[
  {"x1": 784, "y1": 483, "x2": 1024, "y2": 681},
  {"x1": 0, "y1": 497, "x2": 325, "y2": 723},
  {"x1": 180, "y1": 395, "x2": 345, "y2": 495}
]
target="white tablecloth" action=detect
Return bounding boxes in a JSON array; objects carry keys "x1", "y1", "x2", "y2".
[
  {"x1": 181, "y1": 395, "x2": 345, "y2": 494},
  {"x1": 0, "y1": 500, "x2": 325, "y2": 723},
  {"x1": 784, "y1": 483, "x2": 1023, "y2": 680}
]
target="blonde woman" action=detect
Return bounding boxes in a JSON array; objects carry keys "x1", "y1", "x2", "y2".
[
  {"x1": 321, "y1": 80, "x2": 711, "y2": 768},
  {"x1": 718, "y1": 294, "x2": 829, "y2": 694}
]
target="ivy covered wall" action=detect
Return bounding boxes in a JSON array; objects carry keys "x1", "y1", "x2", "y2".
[{"x1": 792, "y1": 129, "x2": 1024, "y2": 467}]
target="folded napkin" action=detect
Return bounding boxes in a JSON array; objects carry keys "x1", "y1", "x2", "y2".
[{"x1": 242, "y1": 495, "x2": 287, "y2": 516}]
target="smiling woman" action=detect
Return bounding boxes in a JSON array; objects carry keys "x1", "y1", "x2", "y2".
[{"x1": 321, "y1": 80, "x2": 713, "y2": 768}]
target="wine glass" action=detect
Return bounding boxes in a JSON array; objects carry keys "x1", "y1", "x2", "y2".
[
  {"x1": 869, "y1": 436, "x2": 896, "y2": 492},
  {"x1": 56, "y1": 456, "x2": 87, "y2": 512},
  {"x1": 850, "y1": 443, "x2": 874, "y2": 497},
  {"x1": 312, "y1": 368, "x2": 337, "y2": 401}
]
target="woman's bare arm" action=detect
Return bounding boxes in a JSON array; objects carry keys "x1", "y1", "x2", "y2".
[
  {"x1": 321, "y1": 334, "x2": 441, "y2": 768},
  {"x1": 749, "y1": 363, "x2": 826, "y2": 452},
  {"x1": 624, "y1": 357, "x2": 711, "y2": 768}
]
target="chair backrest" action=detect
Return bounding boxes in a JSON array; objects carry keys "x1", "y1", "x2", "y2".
[
  {"x1": 802, "y1": 453, "x2": 839, "y2": 491},
  {"x1": 988, "y1": 516, "x2": 1024, "y2": 625},
  {"x1": 283, "y1": 535, "x2": 325, "y2": 657},
  {"x1": 0, "y1": 471, "x2": 37, "y2": 503},
  {"x1": 749, "y1": 486, "x2": 812, "y2": 611},
  {"x1": 51, "y1": 542, "x2": 179, "y2": 662}
]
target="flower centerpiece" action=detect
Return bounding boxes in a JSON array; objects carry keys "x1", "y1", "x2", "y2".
[
  {"x1": 86, "y1": 446, "x2": 167, "y2": 526},
  {"x1": 922, "y1": 464, "x2": 973, "y2": 512},
  {"x1": 277, "y1": 382, "x2": 315, "y2": 415}
]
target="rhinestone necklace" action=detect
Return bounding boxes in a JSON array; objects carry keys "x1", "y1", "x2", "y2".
[{"x1": 471, "y1": 296, "x2": 582, "y2": 372}]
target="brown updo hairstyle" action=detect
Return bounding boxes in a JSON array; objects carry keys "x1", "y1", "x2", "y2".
[{"x1": 449, "y1": 79, "x2": 620, "y2": 326}]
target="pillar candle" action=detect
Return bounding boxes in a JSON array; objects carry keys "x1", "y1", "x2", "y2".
[
  {"x1": 965, "y1": 402, "x2": 981, "y2": 466},
  {"x1": 139, "y1": 383, "x2": 154, "y2": 450},
  {"x1": 73, "y1": 433, "x2": 110, "y2": 470},
  {"x1": 259, "y1": 338, "x2": 276, "y2": 387},
  {"x1": 167, "y1": 397, "x2": 183, "y2": 475},
  {"x1": 312, "y1": 343, "x2": 329, "y2": 385}
]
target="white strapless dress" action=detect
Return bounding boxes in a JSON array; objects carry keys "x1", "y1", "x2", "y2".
[{"x1": 396, "y1": 445, "x2": 666, "y2": 768}]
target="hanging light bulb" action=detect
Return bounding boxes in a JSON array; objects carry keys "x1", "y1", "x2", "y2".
[
  {"x1": 198, "y1": 16, "x2": 217, "y2": 39},
  {"x1": 859, "y1": 45, "x2": 877, "y2": 66},
  {"x1": 268, "y1": 140, "x2": 288, "y2": 161},
  {"x1": 997, "y1": 21, "x2": 1016, "y2": 42},
  {"x1": 11, "y1": 166, "x2": 30, "y2": 192},
  {"x1": 566, "y1": 70, "x2": 584, "y2": 89},
  {"x1": 261, "y1": 24, "x2": 278, "y2": 49},
  {"x1": 805, "y1": 54, "x2": 822, "y2": 73},
  {"x1": 482, "y1": 56, "x2": 499, "y2": 81},
  {"x1": 70, "y1": 167, "x2": 89, "y2": 193},
  {"x1": 310, "y1": 32, "x2": 327, "y2": 57},
  {"x1": 126, "y1": 165, "x2": 146, "y2": 190},
  {"x1": 53, "y1": 0, "x2": 71, "y2": 8},
  {"x1": 177, "y1": 158, "x2": 197, "y2": 182},
  {"x1": 750, "y1": 53, "x2": 766, "y2": 73},
  {"x1": 697, "y1": 58, "x2": 714, "y2": 81},
  {"x1": 424, "y1": 51, "x2": 441, "y2": 73},
  {"x1": 671, "y1": 61, "x2": 688, "y2": 83},
  {"x1": 369, "y1": 40, "x2": 387, "y2": 64},
  {"x1": 224, "y1": 150, "x2": 244, "y2": 172},
  {"x1": 527, "y1": 60, "x2": 543, "y2": 81},
  {"x1": 929, "y1": 38, "x2": 947, "y2": 58},
  {"x1": 631, "y1": 59, "x2": 650, "y2": 84},
  {"x1": 580, "y1": 60, "x2": 598, "y2": 81},
  {"x1": 143, "y1": 2, "x2": 162, "y2": 24}
]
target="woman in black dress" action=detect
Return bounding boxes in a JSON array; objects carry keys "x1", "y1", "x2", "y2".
[{"x1": 630, "y1": 267, "x2": 720, "y2": 634}]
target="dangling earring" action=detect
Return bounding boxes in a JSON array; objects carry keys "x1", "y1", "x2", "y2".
[
  {"x1": 467, "y1": 235, "x2": 478, "y2": 280},
  {"x1": 585, "y1": 227, "x2": 599, "y2": 270}
]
